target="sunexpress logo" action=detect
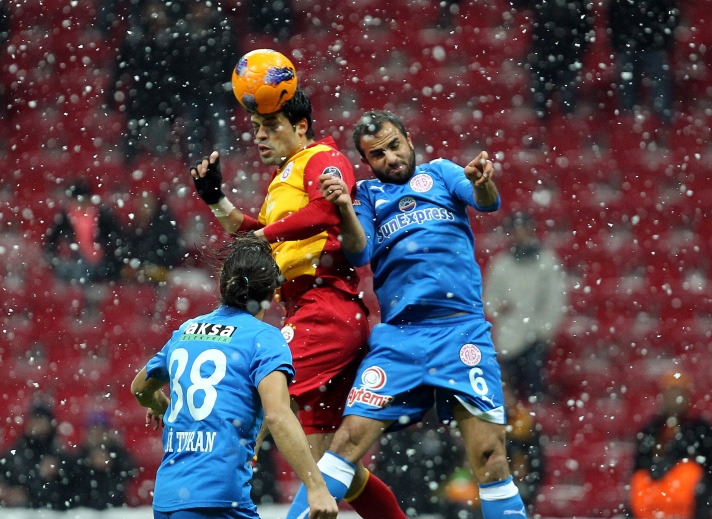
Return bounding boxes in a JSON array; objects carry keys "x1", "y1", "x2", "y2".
[{"x1": 376, "y1": 197, "x2": 454, "y2": 243}]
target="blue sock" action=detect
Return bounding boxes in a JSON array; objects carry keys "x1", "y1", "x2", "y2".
[
  {"x1": 285, "y1": 451, "x2": 356, "y2": 519},
  {"x1": 479, "y1": 476, "x2": 527, "y2": 518}
]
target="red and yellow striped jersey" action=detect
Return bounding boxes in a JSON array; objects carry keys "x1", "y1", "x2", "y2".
[{"x1": 258, "y1": 137, "x2": 360, "y2": 303}]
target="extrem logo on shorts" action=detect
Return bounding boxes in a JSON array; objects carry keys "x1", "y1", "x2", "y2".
[
  {"x1": 181, "y1": 322, "x2": 237, "y2": 343},
  {"x1": 347, "y1": 366, "x2": 393, "y2": 408}
]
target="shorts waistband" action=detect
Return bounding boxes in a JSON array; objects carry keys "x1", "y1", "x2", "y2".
[{"x1": 389, "y1": 312, "x2": 482, "y2": 327}]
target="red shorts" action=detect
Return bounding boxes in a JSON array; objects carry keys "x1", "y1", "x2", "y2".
[{"x1": 281, "y1": 286, "x2": 369, "y2": 435}]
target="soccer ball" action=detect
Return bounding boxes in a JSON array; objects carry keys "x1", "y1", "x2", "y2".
[{"x1": 231, "y1": 49, "x2": 297, "y2": 114}]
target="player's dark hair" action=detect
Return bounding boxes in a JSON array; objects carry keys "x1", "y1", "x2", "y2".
[
  {"x1": 213, "y1": 235, "x2": 282, "y2": 315},
  {"x1": 280, "y1": 87, "x2": 314, "y2": 140},
  {"x1": 352, "y1": 110, "x2": 408, "y2": 158}
]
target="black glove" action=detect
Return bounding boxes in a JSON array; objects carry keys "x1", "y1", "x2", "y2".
[{"x1": 192, "y1": 155, "x2": 225, "y2": 205}]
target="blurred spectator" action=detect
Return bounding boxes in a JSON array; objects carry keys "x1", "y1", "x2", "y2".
[
  {"x1": 607, "y1": 0, "x2": 679, "y2": 126},
  {"x1": 484, "y1": 212, "x2": 567, "y2": 400},
  {"x1": 513, "y1": 0, "x2": 594, "y2": 120},
  {"x1": 247, "y1": 0, "x2": 294, "y2": 38},
  {"x1": 0, "y1": 2, "x2": 8, "y2": 44},
  {"x1": 630, "y1": 370, "x2": 712, "y2": 519},
  {"x1": 109, "y1": 0, "x2": 181, "y2": 161},
  {"x1": 71, "y1": 410, "x2": 137, "y2": 509},
  {"x1": 45, "y1": 181, "x2": 125, "y2": 284},
  {"x1": 0, "y1": 402, "x2": 73, "y2": 509},
  {"x1": 173, "y1": 0, "x2": 240, "y2": 160},
  {"x1": 0, "y1": 1, "x2": 9, "y2": 121},
  {"x1": 436, "y1": 0, "x2": 461, "y2": 30},
  {"x1": 122, "y1": 191, "x2": 184, "y2": 283}
]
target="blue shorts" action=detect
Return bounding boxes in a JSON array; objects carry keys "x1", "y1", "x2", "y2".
[
  {"x1": 154, "y1": 507, "x2": 257, "y2": 519},
  {"x1": 343, "y1": 315, "x2": 506, "y2": 431}
]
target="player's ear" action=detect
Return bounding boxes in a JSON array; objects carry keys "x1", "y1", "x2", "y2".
[
  {"x1": 406, "y1": 131, "x2": 414, "y2": 148},
  {"x1": 295, "y1": 118, "x2": 308, "y2": 137}
]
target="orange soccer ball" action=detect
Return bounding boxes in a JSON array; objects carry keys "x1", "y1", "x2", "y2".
[{"x1": 231, "y1": 49, "x2": 297, "y2": 114}]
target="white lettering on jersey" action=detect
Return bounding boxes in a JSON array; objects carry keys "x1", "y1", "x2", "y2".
[
  {"x1": 171, "y1": 431, "x2": 218, "y2": 453},
  {"x1": 375, "y1": 207, "x2": 454, "y2": 243}
]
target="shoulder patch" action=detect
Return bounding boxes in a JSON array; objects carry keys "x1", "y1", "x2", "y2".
[{"x1": 322, "y1": 166, "x2": 342, "y2": 179}]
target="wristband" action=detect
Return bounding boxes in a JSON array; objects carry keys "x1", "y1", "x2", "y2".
[{"x1": 209, "y1": 197, "x2": 235, "y2": 218}]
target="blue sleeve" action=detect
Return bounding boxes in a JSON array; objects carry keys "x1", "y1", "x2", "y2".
[
  {"x1": 250, "y1": 328, "x2": 295, "y2": 388},
  {"x1": 145, "y1": 343, "x2": 170, "y2": 382},
  {"x1": 145, "y1": 323, "x2": 190, "y2": 381},
  {"x1": 344, "y1": 183, "x2": 376, "y2": 267},
  {"x1": 437, "y1": 159, "x2": 501, "y2": 212}
]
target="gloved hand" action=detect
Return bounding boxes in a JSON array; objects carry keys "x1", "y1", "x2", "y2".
[{"x1": 191, "y1": 154, "x2": 225, "y2": 205}]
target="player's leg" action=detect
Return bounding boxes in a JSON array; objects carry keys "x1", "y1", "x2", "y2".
[
  {"x1": 424, "y1": 316, "x2": 527, "y2": 518},
  {"x1": 285, "y1": 415, "x2": 391, "y2": 519},
  {"x1": 454, "y1": 404, "x2": 527, "y2": 518},
  {"x1": 284, "y1": 291, "x2": 403, "y2": 518}
]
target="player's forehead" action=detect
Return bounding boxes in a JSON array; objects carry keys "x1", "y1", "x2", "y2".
[
  {"x1": 360, "y1": 122, "x2": 406, "y2": 153},
  {"x1": 250, "y1": 112, "x2": 289, "y2": 126}
]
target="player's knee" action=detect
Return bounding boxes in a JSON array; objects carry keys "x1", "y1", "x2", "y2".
[
  {"x1": 480, "y1": 450, "x2": 510, "y2": 483},
  {"x1": 469, "y1": 438, "x2": 509, "y2": 483},
  {"x1": 330, "y1": 418, "x2": 372, "y2": 462},
  {"x1": 331, "y1": 422, "x2": 360, "y2": 452}
]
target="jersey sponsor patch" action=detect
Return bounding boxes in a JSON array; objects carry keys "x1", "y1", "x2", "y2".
[
  {"x1": 361, "y1": 366, "x2": 387, "y2": 390},
  {"x1": 280, "y1": 161, "x2": 295, "y2": 181},
  {"x1": 398, "y1": 196, "x2": 416, "y2": 212},
  {"x1": 281, "y1": 324, "x2": 296, "y2": 343},
  {"x1": 347, "y1": 387, "x2": 394, "y2": 408},
  {"x1": 347, "y1": 365, "x2": 393, "y2": 408},
  {"x1": 181, "y1": 322, "x2": 236, "y2": 343},
  {"x1": 459, "y1": 343, "x2": 482, "y2": 366},
  {"x1": 409, "y1": 173, "x2": 433, "y2": 193},
  {"x1": 322, "y1": 166, "x2": 342, "y2": 179}
]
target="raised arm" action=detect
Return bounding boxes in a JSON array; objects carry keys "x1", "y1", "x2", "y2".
[
  {"x1": 318, "y1": 174, "x2": 367, "y2": 253},
  {"x1": 258, "y1": 371, "x2": 338, "y2": 519},
  {"x1": 190, "y1": 151, "x2": 262, "y2": 235},
  {"x1": 464, "y1": 151, "x2": 499, "y2": 208}
]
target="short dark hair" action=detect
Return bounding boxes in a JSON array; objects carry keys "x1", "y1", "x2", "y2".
[
  {"x1": 352, "y1": 110, "x2": 408, "y2": 158},
  {"x1": 215, "y1": 235, "x2": 282, "y2": 314},
  {"x1": 280, "y1": 87, "x2": 314, "y2": 140}
]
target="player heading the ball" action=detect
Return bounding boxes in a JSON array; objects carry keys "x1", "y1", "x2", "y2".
[{"x1": 232, "y1": 49, "x2": 298, "y2": 114}]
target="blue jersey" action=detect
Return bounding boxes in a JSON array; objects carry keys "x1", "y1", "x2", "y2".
[
  {"x1": 347, "y1": 159, "x2": 500, "y2": 323},
  {"x1": 145, "y1": 305, "x2": 294, "y2": 513}
]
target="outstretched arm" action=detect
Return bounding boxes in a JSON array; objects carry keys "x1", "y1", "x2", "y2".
[
  {"x1": 258, "y1": 371, "x2": 338, "y2": 519},
  {"x1": 319, "y1": 174, "x2": 367, "y2": 253},
  {"x1": 464, "y1": 151, "x2": 499, "y2": 209},
  {"x1": 190, "y1": 151, "x2": 263, "y2": 235}
]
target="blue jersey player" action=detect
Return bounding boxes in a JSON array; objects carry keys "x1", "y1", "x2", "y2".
[
  {"x1": 131, "y1": 236, "x2": 338, "y2": 519},
  {"x1": 287, "y1": 110, "x2": 529, "y2": 518}
]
